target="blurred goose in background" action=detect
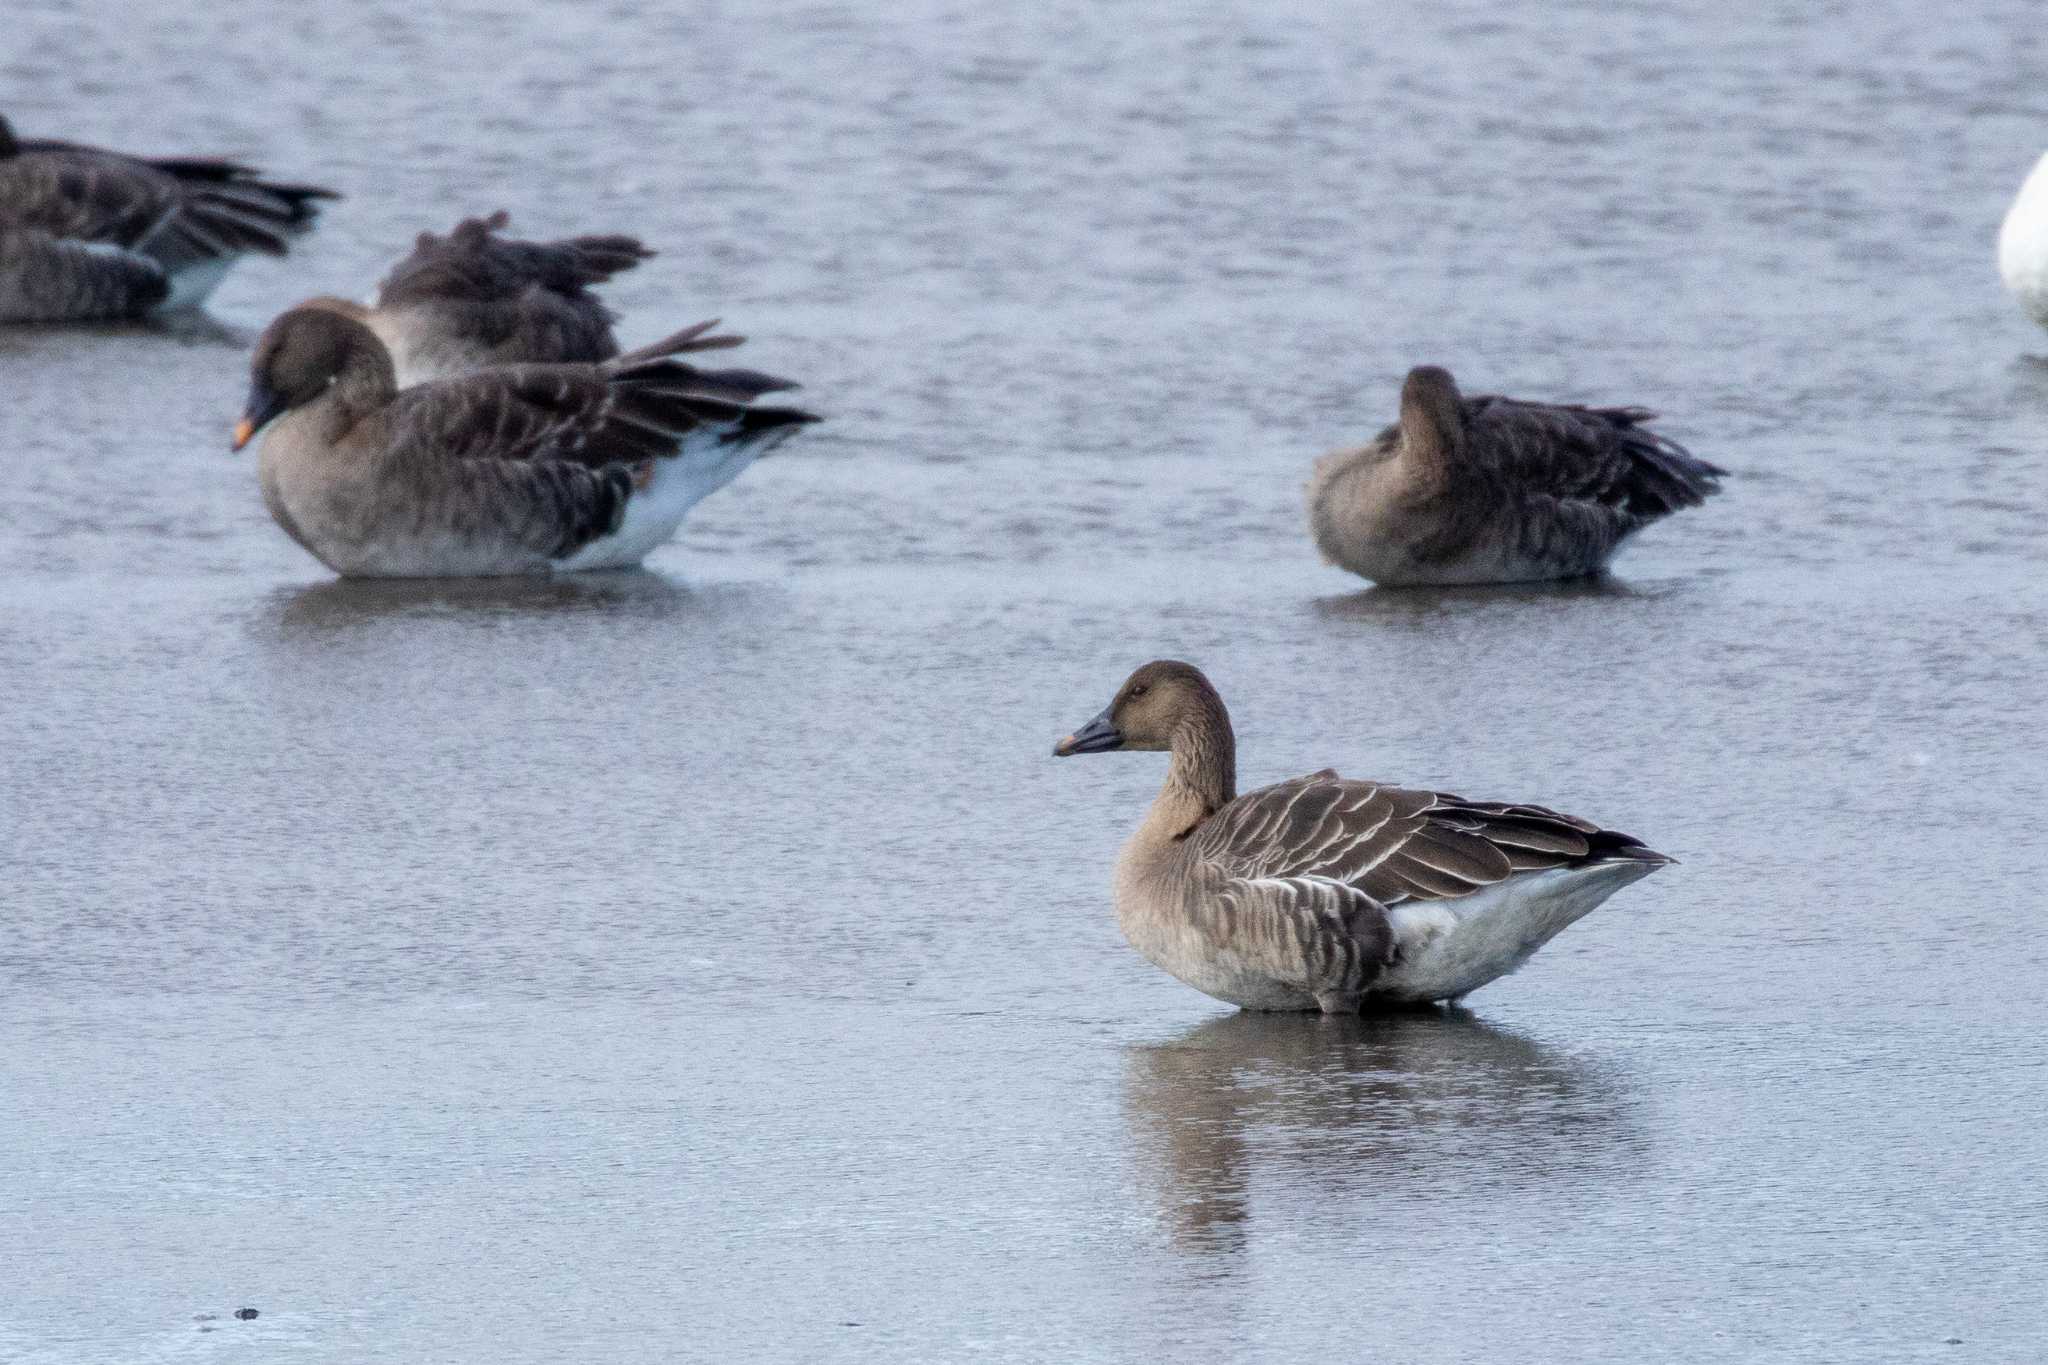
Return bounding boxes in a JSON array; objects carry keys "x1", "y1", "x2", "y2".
[
  {"x1": 0, "y1": 113, "x2": 334, "y2": 323},
  {"x1": 1308, "y1": 366, "x2": 1721, "y2": 586},
  {"x1": 1999, "y1": 152, "x2": 2048, "y2": 330},
  {"x1": 339, "y1": 210, "x2": 672, "y2": 385},
  {"x1": 231, "y1": 304, "x2": 818, "y2": 577},
  {"x1": 1053, "y1": 660, "x2": 1670, "y2": 1012}
]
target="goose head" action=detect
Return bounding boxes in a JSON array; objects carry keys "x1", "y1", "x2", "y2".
[
  {"x1": 232, "y1": 305, "x2": 390, "y2": 450},
  {"x1": 1053, "y1": 659, "x2": 1223, "y2": 756},
  {"x1": 1398, "y1": 364, "x2": 1464, "y2": 455}
]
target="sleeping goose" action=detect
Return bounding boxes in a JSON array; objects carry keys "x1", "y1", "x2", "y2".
[
  {"x1": 1999, "y1": 152, "x2": 2048, "y2": 329},
  {"x1": 0, "y1": 114, "x2": 334, "y2": 323},
  {"x1": 230, "y1": 304, "x2": 818, "y2": 577},
  {"x1": 1053, "y1": 660, "x2": 1670, "y2": 1012},
  {"x1": 354, "y1": 210, "x2": 660, "y2": 386},
  {"x1": 1308, "y1": 365, "x2": 1722, "y2": 586}
]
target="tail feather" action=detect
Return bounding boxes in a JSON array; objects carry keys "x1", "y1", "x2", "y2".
[
  {"x1": 1619, "y1": 427, "x2": 1723, "y2": 517},
  {"x1": 722, "y1": 404, "x2": 822, "y2": 446},
  {"x1": 548, "y1": 233, "x2": 655, "y2": 283},
  {"x1": 612, "y1": 320, "x2": 747, "y2": 365}
]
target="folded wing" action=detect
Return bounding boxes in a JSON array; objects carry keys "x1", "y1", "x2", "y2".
[
  {"x1": 1190, "y1": 770, "x2": 1656, "y2": 908},
  {"x1": 1460, "y1": 395, "x2": 1724, "y2": 521}
]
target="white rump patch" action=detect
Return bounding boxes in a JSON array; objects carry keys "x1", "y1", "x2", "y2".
[
  {"x1": 1377, "y1": 859, "x2": 1661, "y2": 1002},
  {"x1": 159, "y1": 257, "x2": 236, "y2": 311},
  {"x1": 555, "y1": 426, "x2": 775, "y2": 572}
]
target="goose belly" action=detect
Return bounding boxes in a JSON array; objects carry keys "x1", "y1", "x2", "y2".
[
  {"x1": 258, "y1": 449, "x2": 553, "y2": 578},
  {"x1": 326, "y1": 538, "x2": 556, "y2": 578},
  {"x1": 1316, "y1": 479, "x2": 1610, "y2": 585},
  {"x1": 1358, "y1": 524, "x2": 1617, "y2": 586},
  {"x1": 1373, "y1": 860, "x2": 1661, "y2": 1003},
  {"x1": 1120, "y1": 911, "x2": 1322, "y2": 1010}
]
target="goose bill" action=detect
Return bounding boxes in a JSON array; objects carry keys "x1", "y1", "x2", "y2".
[
  {"x1": 1053, "y1": 708, "x2": 1123, "y2": 757},
  {"x1": 231, "y1": 382, "x2": 288, "y2": 452}
]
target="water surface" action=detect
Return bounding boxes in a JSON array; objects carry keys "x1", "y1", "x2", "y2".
[{"x1": 5, "y1": 0, "x2": 2048, "y2": 1360}]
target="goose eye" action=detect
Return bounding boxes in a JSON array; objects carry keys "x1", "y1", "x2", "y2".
[{"x1": 1128, "y1": 685, "x2": 1148, "y2": 699}]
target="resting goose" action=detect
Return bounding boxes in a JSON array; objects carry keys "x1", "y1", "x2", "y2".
[
  {"x1": 1999, "y1": 152, "x2": 2048, "y2": 329},
  {"x1": 355, "y1": 210, "x2": 663, "y2": 386},
  {"x1": 0, "y1": 114, "x2": 334, "y2": 323},
  {"x1": 1308, "y1": 366, "x2": 1722, "y2": 586},
  {"x1": 231, "y1": 304, "x2": 818, "y2": 577},
  {"x1": 1053, "y1": 661, "x2": 1670, "y2": 1012}
]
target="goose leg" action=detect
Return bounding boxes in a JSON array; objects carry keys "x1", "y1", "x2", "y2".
[{"x1": 1315, "y1": 990, "x2": 1361, "y2": 1015}]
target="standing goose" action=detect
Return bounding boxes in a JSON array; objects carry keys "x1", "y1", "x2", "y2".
[
  {"x1": 231, "y1": 305, "x2": 819, "y2": 577},
  {"x1": 1053, "y1": 661, "x2": 1670, "y2": 1012},
  {"x1": 0, "y1": 114, "x2": 334, "y2": 323},
  {"x1": 352, "y1": 210, "x2": 667, "y2": 386},
  {"x1": 1308, "y1": 365, "x2": 1722, "y2": 586}
]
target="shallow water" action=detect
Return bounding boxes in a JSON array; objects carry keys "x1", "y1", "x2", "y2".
[{"x1": 6, "y1": 0, "x2": 2048, "y2": 1360}]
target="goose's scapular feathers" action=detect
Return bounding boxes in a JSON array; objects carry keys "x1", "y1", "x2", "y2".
[
  {"x1": 1054, "y1": 660, "x2": 1669, "y2": 1012},
  {"x1": 365, "y1": 210, "x2": 660, "y2": 385},
  {"x1": 1308, "y1": 365, "x2": 1722, "y2": 586},
  {"x1": 0, "y1": 113, "x2": 335, "y2": 323},
  {"x1": 234, "y1": 305, "x2": 818, "y2": 578}
]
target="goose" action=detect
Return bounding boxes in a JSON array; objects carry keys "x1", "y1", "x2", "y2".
[
  {"x1": 1999, "y1": 152, "x2": 2048, "y2": 329},
  {"x1": 1307, "y1": 365, "x2": 1722, "y2": 586},
  {"x1": 0, "y1": 114, "x2": 334, "y2": 323},
  {"x1": 1053, "y1": 660, "x2": 1670, "y2": 1012},
  {"x1": 349, "y1": 210, "x2": 664, "y2": 386},
  {"x1": 230, "y1": 304, "x2": 818, "y2": 577}
]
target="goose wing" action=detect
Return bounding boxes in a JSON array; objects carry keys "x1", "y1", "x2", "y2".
[
  {"x1": 376, "y1": 211, "x2": 653, "y2": 308},
  {"x1": 0, "y1": 141, "x2": 176, "y2": 244},
  {"x1": 0, "y1": 137, "x2": 332, "y2": 272},
  {"x1": 386, "y1": 347, "x2": 818, "y2": 475},
  {"x1": 375, "y1": 355, "x2": 816, "y2": 563},
  {"x1": 1460, "y1": 395, "x2": 1723, "y2": 520},
  {"x1": 1189, "y1": 771, "x2": 1652, "y2": 907}
]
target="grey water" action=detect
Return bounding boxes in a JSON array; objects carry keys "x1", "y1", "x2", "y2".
[{"x1": 5, "y1": 0, "x2": 2048, "y2": 1360}]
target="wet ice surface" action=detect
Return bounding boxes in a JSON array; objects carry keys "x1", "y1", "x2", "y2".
[{"x1": 5, "y1": 0, "x2": 2048, "y2": 1360}]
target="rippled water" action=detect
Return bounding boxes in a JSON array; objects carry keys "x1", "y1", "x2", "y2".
[{"x1": 6, "y1": 0, "x2": 2048, "y2": 1360}]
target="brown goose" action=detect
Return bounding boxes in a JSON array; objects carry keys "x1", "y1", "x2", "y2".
[
  {"x1": 231, "y1": 305, "x2": 818, "y2": 577},
  {"x1": 1053, "y1": 661, "x2": 1670, "y2": 1012},
  {"x1": 354, "y1": 210, "x2": 665, "y2": 386},
  {"x1": 0, "y1": 114, "x2": 334, "y2": 323},
  {"x1": 1308, "y1": 365, "x2": 1722, "y2": 586}
]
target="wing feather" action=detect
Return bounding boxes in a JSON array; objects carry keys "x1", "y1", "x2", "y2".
[
  {"x1": 1188, "y1": 771, "x2": 1653, "y2": 907},
  {"x1": 1459, "y1": 394, "x2": 1723, "y2": 522}
]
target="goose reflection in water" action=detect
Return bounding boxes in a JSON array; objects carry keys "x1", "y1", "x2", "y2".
[
  {"x1": 1311, "y1": 572, "x2": 1659, "y2": 626},
  {"x1": 1124, "y1": 1009, "x2": 1646, "y2": 1254},
  {"x1": 263, "y1": 569, "x2": 709, "y2": 634}
]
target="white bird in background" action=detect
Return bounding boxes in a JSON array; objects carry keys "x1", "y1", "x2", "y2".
[{"x1": 1998, "y1": 151, "x2": 2048, "y2": 330}]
